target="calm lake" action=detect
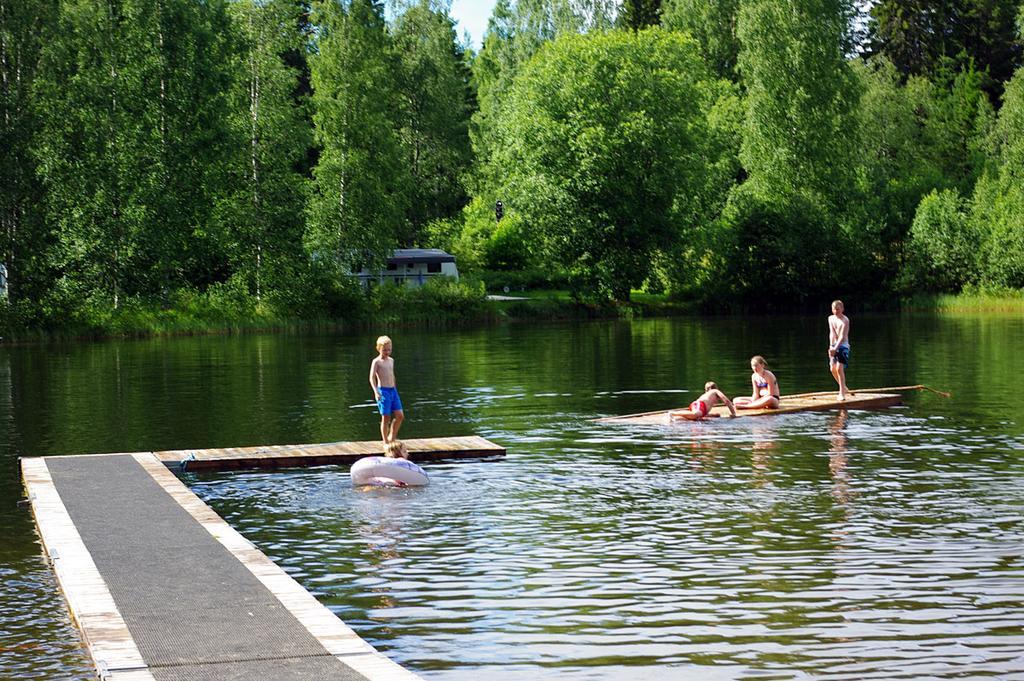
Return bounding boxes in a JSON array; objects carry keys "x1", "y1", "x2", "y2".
[{"x1": 2, "y1": 314, "x2": 1023, "y2": 680}]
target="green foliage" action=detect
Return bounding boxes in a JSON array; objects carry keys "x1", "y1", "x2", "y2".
[
  {"x1": 368, "y1": 276, "x2": 487, "y2": 322},
  {"x1": 307, "y1": 0, "x2": 408, "y2": 269},
  {"x1": 661, "y1": 0, "x2": 739, "y2": 80},
  {"x1": 392, "y1": 2, "x2": 474, "y2": 244},
  {"x1": 478, "y1": 267, "x2": 569, "y2": 293},
  {"x1": 846, "y1": 57, "x2": 990, "y2": 282},
  {"x1": 468, "y1": 0, "x2": 610, "y2": 182},
  {"x1": 0, "y1": 0, "x2": 57, "y2": 306},
  {"x1": 492, "y1": 28, "x2": 725, "y2": 301},
  {"x1": 970, "y1": 68, "x2": 1024, "y2": 288},
  {"x1": 6, "y1": 0, "x2": 1024, "y2": 335},
  {"x1": 737, "y1": 0, "x2": 860, "y2": 207},
  {"x1": 33, "y1": 0, "x2": 236, "y2": 303},
  {"x1": 219, "y1": 0, "x2": 311, "y2": 303},
  {"x1": 618, "y1": 0, "x2": 662, "y2": 29},
  {"x1": 713, "y1": 185, "x2": 839, "y2": 304},
  {"x1": 868, "y1": 0, "x2": 1022, "y2": 101},
  {"x1": 903, "y1": 189, "x2": 980, "y2": 292},
  {"x1": 483, "y1": 213, "x2": 530, "y2": 270}
]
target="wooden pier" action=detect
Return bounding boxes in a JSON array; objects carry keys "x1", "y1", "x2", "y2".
[{"x1": 21, "y1": 436, "x2": 504, "y2": 680}]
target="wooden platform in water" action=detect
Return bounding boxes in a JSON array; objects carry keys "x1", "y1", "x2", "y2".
[
  {"x1": 156, "y1": 435, "x2": 506, "y2": 471},
  {"x1": 594, "y1": 391, "x2": 902, "y2": 425}
]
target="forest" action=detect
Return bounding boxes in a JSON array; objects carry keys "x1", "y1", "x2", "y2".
[{"x1": 1, "y1": 0, "x2": 1022, "y2": 332}]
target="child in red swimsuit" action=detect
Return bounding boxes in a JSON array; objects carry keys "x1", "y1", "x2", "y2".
[{"x1": 670, "y1": 382, "x2": 737, "y2": 421}]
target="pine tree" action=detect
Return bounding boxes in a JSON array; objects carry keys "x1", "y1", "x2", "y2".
[{"x1": 618, "y1": 0, "x2": 662, "y2": 29}]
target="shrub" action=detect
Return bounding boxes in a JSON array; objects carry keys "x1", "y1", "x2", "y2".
[{"x1": 904, "y1": 189, "x2": 980, "y2": 292}]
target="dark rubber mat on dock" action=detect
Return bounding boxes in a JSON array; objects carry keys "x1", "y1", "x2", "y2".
[{"x1": 45, "y1": 454, "x2": 370, "y2": 680}]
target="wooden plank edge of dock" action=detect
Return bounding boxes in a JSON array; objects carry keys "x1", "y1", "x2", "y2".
[
  {"x1": 20, "y1": 457, "x2": 155, "y2": 681},
  {"x1": 132, "y1": 453, "x2": 423, "y2": 681},
  {"x1": 156, "y1": 437, "x2": 506, "y2": 471}
]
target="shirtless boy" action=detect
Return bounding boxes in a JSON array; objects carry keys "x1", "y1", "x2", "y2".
[
  {"x1": 369, "y1": 335, "x2": 404, "y2": 444},
  {"x1": 670, "y1": 382, "x2": 737, "y2": 421},
  {"x1": 828, "y1": 300, "x2": 851, "y2": 400}
]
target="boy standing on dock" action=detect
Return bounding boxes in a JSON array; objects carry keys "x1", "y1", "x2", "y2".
[
  {"x1": 370, "y1": 335, "x2": 404, "y2": 444},
  {"x1": 828, "y1": 300, "x2": 851, "y2": 401}
]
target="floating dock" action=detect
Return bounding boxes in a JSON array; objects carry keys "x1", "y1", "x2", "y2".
[
  {"x1": 21, "y1": 436, "x2": 505, "y2": 680},
  {"x1": 158, "y1": 435, "x2": 505, "y2": 471},
  {"x1": 595, "y1": 391, "x2": 902, "y2": 425}
]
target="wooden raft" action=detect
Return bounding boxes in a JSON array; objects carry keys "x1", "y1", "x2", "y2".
[
  {"x1": 594, "y1": 391, "x2": 902, "y2": 425},
  {"x1": 157, "y1": 435, "x2": 506, "y2": 471}
]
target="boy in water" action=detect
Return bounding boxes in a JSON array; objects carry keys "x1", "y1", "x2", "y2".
[
  {"x1": 370, "y1": 335, "x2": 404, "y2": 444},
  {"x1": 670, "y1": 382, "x2": 737, "y2": 421},
  {"x1": 828, "y1": 300, "x2": 851, "y2": 400}
]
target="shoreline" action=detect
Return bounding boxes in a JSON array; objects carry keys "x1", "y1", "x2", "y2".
[{"x1": 1, "y1": 290, "x2": 1021, "y2": 344}]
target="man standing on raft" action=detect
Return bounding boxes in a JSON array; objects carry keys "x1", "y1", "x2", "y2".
[{"x1": 828, "y1": 300, "x2": 851, "y2": 401}]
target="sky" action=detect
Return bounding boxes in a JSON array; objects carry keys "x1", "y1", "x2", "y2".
[{"x1": 449, "y1": 0, "x2": 498, "y2": 48}]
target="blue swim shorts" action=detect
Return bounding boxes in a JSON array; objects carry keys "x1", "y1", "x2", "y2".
[
  {"x1": 830, "y1": 344, "x2": 850, "y2": 368},
  {"x1": 377, "y1": 386, "x2": 403, "y2": 416}
]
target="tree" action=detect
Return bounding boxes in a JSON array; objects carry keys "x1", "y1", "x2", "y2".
[
  {"x1": 33, "y1": 0, "x2": 159, "y2": 308},
  {"x1": 662, "y1": 0, "x2": 740, "y2": 81},
  {"x1": 469, "y1": 0, "x2": 611, "y2": 182},
  {"x1": 904, "y1": 188, "x2": 979, "y2": 291},
  {"x1": 221, "y1": 0, "x2": 310, "y2": 303},
  {"x1": 737, "y1": 0, "x2": 860, "y2": 205},
  {"x1": 33, "y1": 0, "x2": 235, "y2": 308},
  {"x1": 492, "y1": 29, "x2": 723, "y2": 301},
  {"x1": 971, "y1": 67, "x2": 1024, "y2": 287},
  {"x1": 868, "y1": 0, "x2": 1022, "y2": 101},
  {"x1": 391, "y1": 1, "x2": 473, "y2": 245},
  {"x1": 307, "y1": 0, "x2": 409, "y2": 269},
  {"x1": 720, "y1": 0, "x2": 862, "y2": 300},
  {"x1": 0, "y1": 0, "x2": 57, "y2": 305},
  {"x1": 618, "y1": 0, "x2": 661, "y2": 29}
]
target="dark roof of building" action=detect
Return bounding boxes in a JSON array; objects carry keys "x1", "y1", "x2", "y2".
[{"x1": 388, "y1": 249, "x2": 456, "y2": 264}]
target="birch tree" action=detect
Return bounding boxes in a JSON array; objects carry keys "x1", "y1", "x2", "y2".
[{"x1": 308, "y1": 0, "x2": 408, "y2": 269}]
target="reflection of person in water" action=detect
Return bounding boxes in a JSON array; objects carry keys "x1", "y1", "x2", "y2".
[
  {"x1": 828, "y1": 409, "x2": 851, "y2": 506},
  {"x1": 750, "y1": 421, "x2": 778, "y2": 486},
  {"x1": 352, "y1": 492, "x2": 408, "y2": 609}
]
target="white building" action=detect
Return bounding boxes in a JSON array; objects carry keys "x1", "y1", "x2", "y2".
[{"x1": 353, "y1": 249, "x2": 459, "y2": 288}]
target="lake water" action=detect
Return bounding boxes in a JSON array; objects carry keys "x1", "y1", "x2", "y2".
[{"x1": 2, "y1": 314, "x2": 1024, "y2": 680}]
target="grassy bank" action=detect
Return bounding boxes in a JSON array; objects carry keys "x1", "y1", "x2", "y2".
[
  {"x1": 0, "y1": 280, "x2": 706, "y2": 342},
  {"x1": 901, "y1": 288, "x2": 1024, "y2": 313}
]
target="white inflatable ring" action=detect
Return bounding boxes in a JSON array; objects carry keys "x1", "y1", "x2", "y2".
[{"x1": 350, "y1": 456, "x2": 429, "y2": 487}]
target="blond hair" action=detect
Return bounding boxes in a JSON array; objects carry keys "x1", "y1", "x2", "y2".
[
  {"x1": 384, "y1": 440, "x2": 408, "y2": 458},
  {"x1": 375, "y1": 335, "x2": 392, "y2": 351},
  {"x1": 704, "y1": 381, "x2": 718, "y2": 391},
  {"x1": 831, "y1": 300, "x2": 844, "y2": 311},
  {"x1": 750, "y1": 355, "x2": 768, "y2": 369}
]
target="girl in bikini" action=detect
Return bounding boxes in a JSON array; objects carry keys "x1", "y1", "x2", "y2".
[
  {"x1": 670, "y1": 381, "x2": 737, "y2": 421},
  {"x1": 733, "y1": 355, "x2": 780, "y2": 409}
]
